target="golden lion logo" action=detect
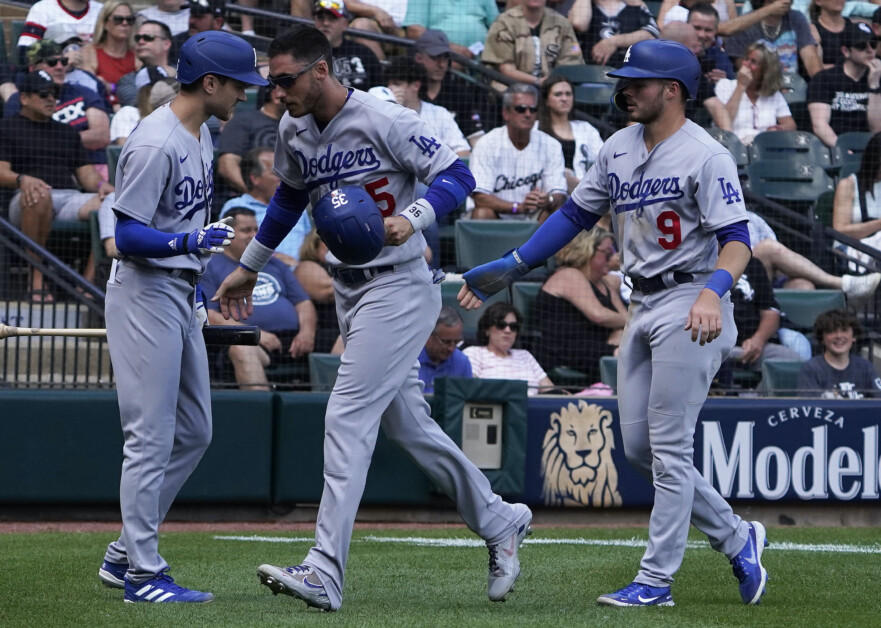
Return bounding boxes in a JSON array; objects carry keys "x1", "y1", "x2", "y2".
[{"x1": 541, "y1": 401, "x2": 622, "y2": 507}]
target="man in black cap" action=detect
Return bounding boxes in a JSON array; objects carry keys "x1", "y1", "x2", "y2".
[
  {"x1": 808, "y1": 21, "x2": 881, "y2": 148},
  {"x1": 412, "y1": 29, "x2": 494, "y2": 147},
  {"x1": 312, "y1": 0, "x2": 383, "y2": 90},
  {"x1": 168, "y1": 0, "x2": 225, "y2": 65},
  {"x1": 0, "y1": 71, "x2": 113, "y2": 300}
]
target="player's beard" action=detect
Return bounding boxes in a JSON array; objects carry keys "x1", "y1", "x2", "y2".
[
  {"x1": 286, "y1": 76, "x2": 323, "y2": 118},
  {"x1": 628, "y1": 89, "x2": 665, "y2": 125}
]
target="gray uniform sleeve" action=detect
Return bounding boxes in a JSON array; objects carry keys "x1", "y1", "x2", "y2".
[
  {"x1": 273, "y1": 115, "x2": 306, "y2": 189},
  {"x1": 695, "y1": 152, "x2": 749, "y2": 232},
  {"x1": 570, "y1": 141, "x2": 612, "y2": 217},
  {"x1": 386, "y1": 107, "x2": 458, "y2": 186},
  {"x1": 112, "y1": 145, "x2": 172, "y2": 224}
]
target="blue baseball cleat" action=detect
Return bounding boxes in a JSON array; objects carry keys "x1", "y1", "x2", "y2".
[
  {"x1": 731, "y1": 520, "x2": 769, "y2": 604},
  {"x1": 597, "y1": 582, "x2": 674, "y2": 607},
  {"x1": 124, "y1": 571, "x2": 214, "y2": 603},
  {"x1": 98, "y1": 560, "x2": 127, "y2": 589}
]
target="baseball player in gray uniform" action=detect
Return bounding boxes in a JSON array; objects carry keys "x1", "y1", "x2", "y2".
[
  {"x1": 212, "y1": 25, "x2": 532, "y2": 612},
  {"x1": 97, "y1": 32, "x2": 268, "y2": 603},
  {"x1": 459, "y1": 40, "x2": 769, "y2": 608}
]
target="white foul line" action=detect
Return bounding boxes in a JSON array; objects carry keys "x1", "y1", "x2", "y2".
[{"x1": 214, "y1": 534, "x2": 881, "y2": 554}]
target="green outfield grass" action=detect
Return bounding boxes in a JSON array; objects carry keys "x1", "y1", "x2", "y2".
[{"x1": 1, "y1": 526, "x2": 880, "y2": 627}]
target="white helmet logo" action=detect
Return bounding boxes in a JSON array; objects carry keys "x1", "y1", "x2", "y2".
[{"x1": 623, "y1": 46, "x2": 632, "y2": 63}]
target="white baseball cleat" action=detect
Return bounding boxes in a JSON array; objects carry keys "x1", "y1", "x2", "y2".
[
  {"x1": 257, "y1": 564, "x2": 332, "y2": 611},
  {"x1": 487, "y1": 503, "x2": 533, "y2": 601}
]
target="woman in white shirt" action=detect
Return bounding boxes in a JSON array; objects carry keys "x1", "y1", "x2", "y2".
[
  {"x1": 463, "y1": 302, "x2": 554, "y2": 396},
  {"x1": 714, "y1": 42, "x2": 796, "y2": 145}
]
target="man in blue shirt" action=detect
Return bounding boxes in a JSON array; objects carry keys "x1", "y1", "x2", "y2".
[{"x1": 418, "y1": 306, "x2": 472, "y2": 393}]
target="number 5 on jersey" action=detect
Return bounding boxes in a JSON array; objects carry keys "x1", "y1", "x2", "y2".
[{"x1": 365, "y1": 177, "x2": 396, "y2": 217}]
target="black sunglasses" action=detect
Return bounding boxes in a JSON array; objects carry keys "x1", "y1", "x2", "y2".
[
  {"x1": 511, "y1": 104, "x2": 538, "y2": 114},
  {"x1": 267, "y1": 55, "x2": 325, "y2": 89},
  {"x1": 111, "y1": 15, "x2": 136, "y2": 25},
  {"x1": 851, "y1": 41, "x2": 872, "y2": 51},
  {"x1": 35, "y1": 89, "x2": 58, "y2": 99},
  {"x1": 495, "y1": 321, "x2": 520, "y2": 332},
  {"x1": 134, "y1": 33, "x2": 163, "y2": 42},
  {"x1": 44, "y1": 56, "x2": 68, "y2": 67}
]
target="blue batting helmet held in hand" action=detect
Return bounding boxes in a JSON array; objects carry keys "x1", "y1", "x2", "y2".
[
  {"x1": 176, "y1": 31, "x2": 269, "y2": 86},
  {"x1": 607, "y1": 39, "x2": 701, "y2": 111},
  {"x1": 313, "y1": 186, "x2": 385, "y2": 265}
]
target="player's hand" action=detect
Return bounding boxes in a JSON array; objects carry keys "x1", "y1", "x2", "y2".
[
  {"x1": 212, "y1": 266, "x2": 257, "y2": 321},
  {"x1": 288, "y1": 332, "x2": 314, "y2": 358},
  {"x1": 685, "y1": 289, "x2": 723, "y2": 345},
  {"x1": 457, "y1": 283, "x2": 484, "y2": 310},
  {"x1": 739, "y1": 336, "x2": 764, "y2": 364},
  {"x1": 384, "y1": 215, "x2": 415, "y2": 246},
  {"x1": 195, "y1": 284, "x2": 208, "y2": 327},
  {"x1": 259, "y1": 330, "x2": 282, "y2": 353},
  {"x1": 18, "y1": 175, "x2": 52, "y2": 207},
  {"x1": 461, "y1": 249, "x2": 531, "y2": 302},
  {"x1": 187, "y1": 217, "x2": 235, "y2": 255},
  {"x1": 591, "y1": 39, "x2": 618, "y2": 66}
]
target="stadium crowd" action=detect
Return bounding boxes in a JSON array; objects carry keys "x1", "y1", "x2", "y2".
[{"x1": 2, "y1": 0, "x2": 881, "y2": 395}]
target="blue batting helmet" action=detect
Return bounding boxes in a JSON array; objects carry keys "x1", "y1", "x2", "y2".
[
  {"x1": 176, "y1": 31, "x2": 269, "y2": 86},
  {"x1": 607, "y1": 39, "x2": 701, "y2": 111},
  {"x1": 313, "y1": 186, "x2": 385, "y2": 265}
]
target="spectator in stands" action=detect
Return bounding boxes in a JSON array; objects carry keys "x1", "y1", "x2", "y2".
[
  {"x1": 833, "y1": 131, "x2": 881, "y2": 274},
  {"x1": 482, "y1": 0, "x2": 583, "y2": 90},
  {"x1": 799, "y1": 308, "x2": 881, "y2": 397},
  {"x1": 412, "y1": 29, "x2": 493, "y2": 147},
  {"x1": 715, "y1": 42, "x2": 796, "y2": 145},
  {"x1": 217, "y1": 85, "x2": 284, "y2": 194},
  {"x1": 138, "y1": 0, "x2": 191, "y2": 36},
  {"x1": 5, "y1": 40, "x2": 112, "y2": 180},
  {"x1": 312, "y1": 0, "x2": 384, "y2": 90},
  {"x1": 464, "y1": 302, "x2": 555, "y2": 395},
  {"x1": 384, "y1": 56, "x2": 470, "y2": 157},
  {"x1": 470, "y1": 84, "x2": 567, "y2": 221},
  {"x1": 418, "y1": 306, "x2": 473, "y2": 393},
  {"x1": 110, "y1": 77, "x2": 178, "y2": 145},
  {"x1": 220, "y1": 146, "x2": 312, "y2": 268},
  {"x1": 537, "y1": 75, "x2": 603, "y2": 193},
  {"x1": 114, "y1": 20, "x2": 176, "y2": 108},
  {"x1": 748, "y1": 210, "x2": 881, "y2": 299},
  {"x1": 687, "y1": 3, "x2": 735, "y2": 82},
  {"x1": 39, "y1": 25, "x2": 111, "y2": 103},
  {"x1": 168, "y1": 0, "x2": 225, "y2": 65},
  {"x1": 660, "y1": 0, "x2": 795, "y2": 38},
  {"x1": 80, "y1": 1, "x2": 140, "y2": 107},
  {"x1": 808, "y1": 22, "x2": 881, "y2": 148},
  {"x1": 202, "y1": 207, "x2": 317, "y2": 391},
  {"x1": 533, "y1": 229, "x2": 627, "y2": 384},
  {"x1": 404, "y1": 0, "x2": 499, "y2": 60},
  {"x1": 809, "y1": 0, "x2": 851, "y2": 70},
  {"x1": 724, "y1": 0, "x2": 822, "y2": 81},
  {"x1": 342, "y1": 0, "x2": 408, "y2": 61},
  {"x1": 16, "y1": 0, "x2": 102, "y2": 59},
  {"x1": 578, "y1": 0, "x2": 659, "y2": 67},
  {"x1": 296, "y1": 228, "x2": 344, "y2": 354},
  {"x1": 0, "y1": 71, "x2": 113, "y2": 301},
  {"x1": 718, "y1": 256, "x2": 804, "y2": 387}
]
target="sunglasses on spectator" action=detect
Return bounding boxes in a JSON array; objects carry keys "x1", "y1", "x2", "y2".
[
  {"x1": 35, "y1": 89, "x2": 58, "y2": 99},
  {"x1": 111, "y1": 15, "x2": 136, "y2": 25},
  {"x1": 511, "y1": 105, "x2": 538, "y2": 114},
  {"x1": 495, "y1": 321, "x2": 520, "y2": 332},
  {"x1": 850, "y1": 41, "x2": 872, "y2": 51},
  {"x1": 134, "y1": 33, "x2": 164, "y2": 42},
  {"x1": 267, "y1": 55, "x2": 325, "y2": 89},
  {"x1": 44, "y1": 56, "x2": 68, "y2": 67}
]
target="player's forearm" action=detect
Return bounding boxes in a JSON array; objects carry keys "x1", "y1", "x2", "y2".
[{"x1": 713, "y1": 241, "x2": 751, "y2": 288}]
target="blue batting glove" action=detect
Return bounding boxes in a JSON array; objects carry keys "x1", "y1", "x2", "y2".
[
  {"x1": 184, "y1": 217, "x2": 235, "y2": 255},
  {"x1": 463, "y1": 249, "x2": 531, "y2": 300}
]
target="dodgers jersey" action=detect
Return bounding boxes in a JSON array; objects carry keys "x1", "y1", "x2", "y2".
[
  {"x1": 274, "y1": 89, "x2": 458, "y2": 267},
  {"x1": 112, "y1": 104, "x2": 215, "y2": 272},
  {"x1": 571, "y1": 119, "x2": 748, "y2": 279}
]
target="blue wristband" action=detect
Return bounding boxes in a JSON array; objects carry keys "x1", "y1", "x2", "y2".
[{"x1": 705, "y1": 269, "x2": 734, "y2": 297}]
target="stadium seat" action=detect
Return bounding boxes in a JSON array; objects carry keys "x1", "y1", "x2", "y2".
[
  {"x1": 761, "y1": 359, "x2": 804, "y2": 397},
  {"x1": 780, "y1": 73, "x2": 808, "y2": 104},
  {"x1": 106, "y1": 145, "x2": 122, "y2": 185},
  {"x1": 511, "y1": 281, "x2": 542, "y2": 334},
  {"x1": 551, "y1": 64, "x2": 616, "y2": 86},
  {"x1": 742, "y1": 160, "x2": 835, "y2": 212},
  {"x1": 812, "y1": 189, "x2": 835, "y2": 227},
  {"x1": 454, "y1": 219, "x2": 540, "y2": 269},
  {"x1": 599, "y1": 355, "x2": 618, "y2": 392},
  {"x1": 748, "y1": 130, "x2": 831, "y2": 166},
  {"x1": 831, "y1": 132, "x2": 872, "y2": 176},
  {"x1": 550, "y1": 65, "x2": 616, "y2": 117},
  {"x1": 548, "y1": 366, "x2": 590, "y2": 387},
  {"x1": 706, "y1": 128, "x2": 749, "y2": 173},
  {"x1": 774, "y1": 289, "x2": 845, "y2": 331},
  {"x1": 440, "y1": 278, "x2": 508, "y2": 344},
  {"x1": 309, "y1": 352, "x2": 341, "y2": 392},
  {"x1": 0, "y1": 24, "x2": 7, "y2": 65}
]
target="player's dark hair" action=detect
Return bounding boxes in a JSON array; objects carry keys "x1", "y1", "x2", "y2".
[
  {"x1": 856, "y1": 132, "x2": 881, "y2": 213},
  {"x1": 384, "y1": 55, "x2": 426, "y2": 86},
  {"x1": 268, "y1": 25, "x2": 334, "y2": 76},
  {"x1": 178, "y1": 73, "x2": 229, "y2": 93},
  {"x1": 475, "y1": 302, "x2": 522, "y2": 347},
  {"x1": 687, "y1": 2, "x2": 719, "y2": 23},
  {"x1": 223, "y1": 206, "x2": 257, "y2": 220},
  {"x1": 240, "y1": 145, "x2": 274, "y2": 190},
  {"x1": 538, "y1": 75, "x2": 573, "y2": 132},
  {"x1": 140, "y1": 19, "x2": 172, "y2": 41},
  {"x1": 813, "y1": 308, "x2": 862, "y2": 347}
]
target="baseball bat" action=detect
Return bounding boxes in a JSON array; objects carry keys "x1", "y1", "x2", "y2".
[{"x1": 0, "y1": 324, "x2": 261, "y2": 346}]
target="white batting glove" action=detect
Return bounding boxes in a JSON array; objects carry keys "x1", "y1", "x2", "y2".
[
  {"x1": 186, "y1": 217, "x2": 235, "y2": 255},
  {"x1": 195, "y1": 284, "x2": 208, "y2": 327}
]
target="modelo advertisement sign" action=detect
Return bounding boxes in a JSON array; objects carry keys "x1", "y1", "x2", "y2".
[{"x1": 523, "y1": 398, "x2": 881, "y2": 506}]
